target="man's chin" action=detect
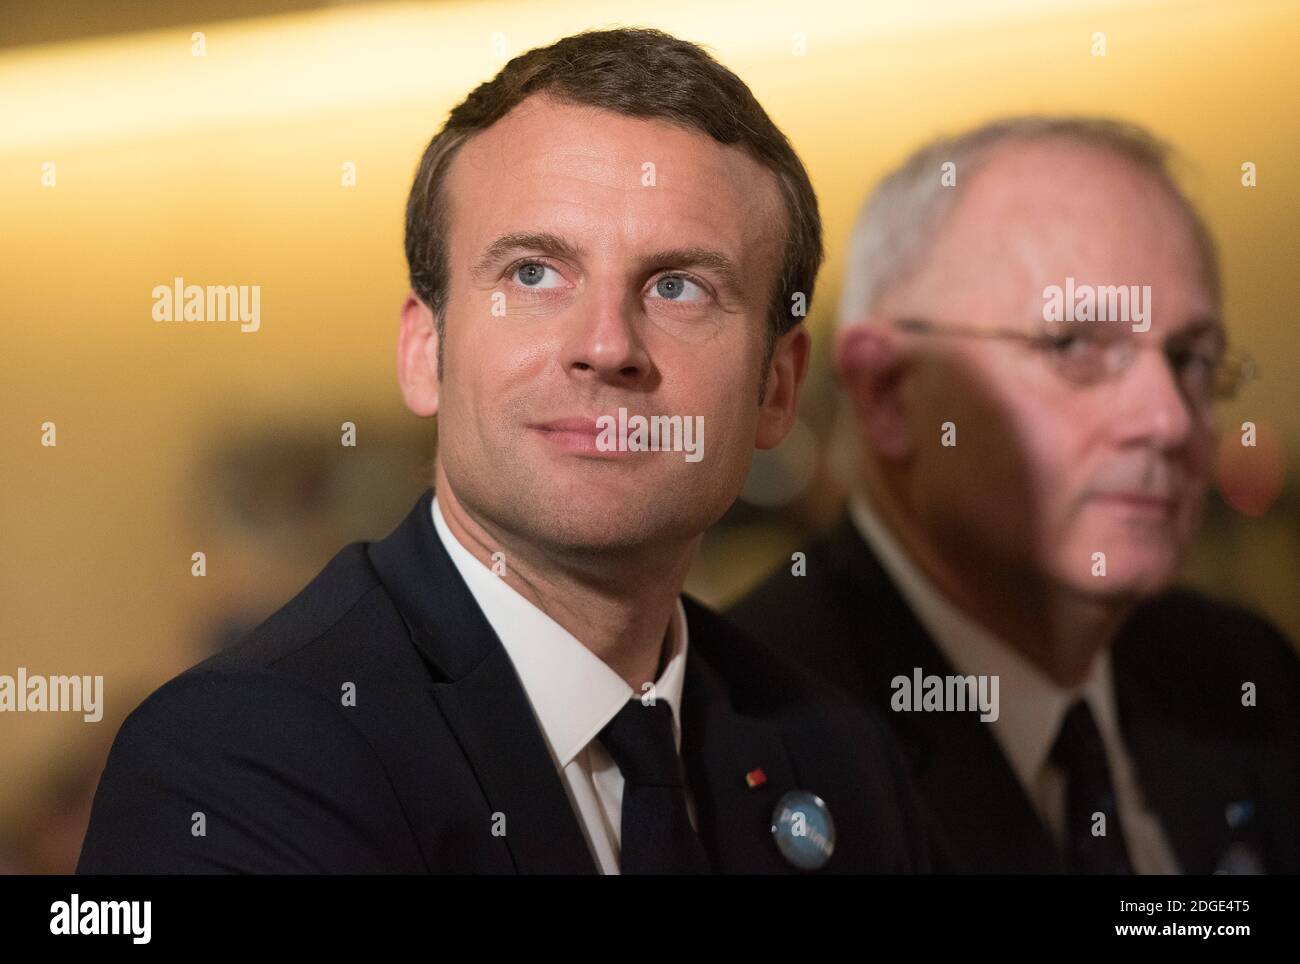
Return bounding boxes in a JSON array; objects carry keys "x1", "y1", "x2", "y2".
[
  {"x1": 498, "y1": 491, "x2": 695, "y2": 554},
  {"x1": 1056, "y1": 550, "x2": 1180, "y2": 602}
]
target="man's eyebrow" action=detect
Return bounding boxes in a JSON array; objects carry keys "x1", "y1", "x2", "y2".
[
  {"x1": 471, "y1": 232, "x2": 587, "y2": 280},
  {"x1": 1167, "y1": 315, "x2": 1227, "y2": 347}
]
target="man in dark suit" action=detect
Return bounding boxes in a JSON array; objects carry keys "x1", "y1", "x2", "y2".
[
  {"x1": 76, "y1": 27, "x2": 928, "y2": 875},
  {"x1": 732, "y1": 117, "x2": 1299, "y2": 874}
]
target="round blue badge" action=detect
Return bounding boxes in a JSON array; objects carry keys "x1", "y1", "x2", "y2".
[{"x1": 770, "y1": 790, "x2": 835, "y2": 871}]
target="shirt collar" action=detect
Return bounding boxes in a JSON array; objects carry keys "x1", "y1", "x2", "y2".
[
  {"x1": 846, "y1": 490, "x2": 1115, "y2": 789},
  {"x1": 430, "y1": 494, "x2": 689, "y2": 769}
]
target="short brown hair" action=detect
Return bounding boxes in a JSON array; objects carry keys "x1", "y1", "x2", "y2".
[{"x1": 404, "y1": 27, "x2": 823, "y2": 385}]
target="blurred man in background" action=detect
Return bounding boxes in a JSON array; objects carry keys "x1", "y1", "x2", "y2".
[{"x1": 733, "y1": 117, "x2": 1299, "y2": 873}]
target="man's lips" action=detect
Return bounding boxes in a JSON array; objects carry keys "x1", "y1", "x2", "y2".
[
  {"x1": 1088, "y1": 491, "x2": 1179, "y2": 513},
  {"x1": 529, "y1": 417, "x2": 603, "y2": 436},
  {"x1": 527, "y1": 417, "x2": 629, "y2": 456}
]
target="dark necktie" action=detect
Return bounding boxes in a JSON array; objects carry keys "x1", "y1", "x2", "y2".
[
  {"x1": 597, "y1": 698, "x2": 712, "y2": 874},
  {"x1": 1050, "y1": 698, "x2": 1134, "y2": 874}
]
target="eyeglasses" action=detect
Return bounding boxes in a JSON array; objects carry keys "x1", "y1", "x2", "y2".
[{"x1": 892, "y1": 317, "x2": 1257, "y2": 403}]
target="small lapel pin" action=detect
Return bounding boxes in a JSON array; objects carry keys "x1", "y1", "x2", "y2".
[
  {"x1": 1225, "y1": 800, "x2": 1254, "y2": 830},
  {"x1": 745, "y1": 767, "x2": 767, "y2": 789},
  {"x1": 1215, "y1": 800, "x2": 1264, "y2": 874},
  {"x1": 770, "y1": 790, "x2": 835, "y2": 871}
]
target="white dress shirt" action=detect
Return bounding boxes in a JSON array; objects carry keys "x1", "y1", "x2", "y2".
[
  {"x1": 430, "y1": 495, "x2": 695, "y2": 874},
  {"x1": 847, "y1": 491, "x2": 1180, "y2": 874}
]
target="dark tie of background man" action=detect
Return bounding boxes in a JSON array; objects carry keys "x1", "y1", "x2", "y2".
[
  {"x1": 598, "y1": 698, "x2": 712, "y2": 874},
  {"x1": 1051, "y1": 699, "x2": 1134, "y2": 874}
]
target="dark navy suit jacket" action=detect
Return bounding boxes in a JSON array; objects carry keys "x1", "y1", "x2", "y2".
[
  {"x1": 730, "y1": 513, "x2": 1300, "y2": 874},
  {"x1": 77, "y1": 490, "x2": 930, "y2": 874}
]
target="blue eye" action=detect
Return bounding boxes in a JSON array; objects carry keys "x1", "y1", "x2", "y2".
[
  {"x1": 1043, "y1": 333, "x2": 1094, "y2": 358},
  {"x1": 1168, "y1": 348, "x2": 1220, "y2": 393},
  {"x1": 512, "y1": 262, "x2": 563, "y2": 289},
  {"x1": 1169, "y1": 348, "x2": 1219, "y2": 373},
  {"x1": 652, "y1": 274, "x2": 705, "y2": 302}
]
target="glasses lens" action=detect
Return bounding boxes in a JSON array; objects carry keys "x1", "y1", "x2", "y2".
[
  {"x1": 1210, "y1": 355, "x2": 1254, "y2": 401},
  {"x1": 1042, "y1": 333, "x2": 1126, "y2": 385}
]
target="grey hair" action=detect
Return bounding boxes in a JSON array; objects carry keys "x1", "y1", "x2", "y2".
[{"x1": 835, "y1": 114, "x2": 1221, "y2": 329}]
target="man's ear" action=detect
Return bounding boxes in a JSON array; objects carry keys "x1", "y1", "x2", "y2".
[
  {"x1": 835, "y1": 321, "x2": 912, "y2": 460},
  {"x1": 755, "y1": 324, "x2": 811, "y2": 450},
  {"x1": 397, "y1": 291, "x2": 440, "y2": 417}
]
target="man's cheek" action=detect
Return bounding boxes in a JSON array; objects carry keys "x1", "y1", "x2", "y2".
[{"x1": 1179, "y1": 485, "x2": 1208, "y2": 535}]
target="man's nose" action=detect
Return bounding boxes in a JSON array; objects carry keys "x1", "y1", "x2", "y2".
[
  {"x1": 1112, "y1": 347, "x2": 1198, "y2": 451},
  {"x1": 560, "y1": 288, "x2": 652, "y2": 386}
]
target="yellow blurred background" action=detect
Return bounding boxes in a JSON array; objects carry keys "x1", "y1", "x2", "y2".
[{"x1": 1, "y1": 0, "x2": 1297, "y2": 872}]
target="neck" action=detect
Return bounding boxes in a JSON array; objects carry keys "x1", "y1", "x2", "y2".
[
  {"x1": 862, "y1": 480, "x2": 1132, "y2": 688},
  {"x1": 434, "y1": 467, "x2": 696, "y2": 691}
]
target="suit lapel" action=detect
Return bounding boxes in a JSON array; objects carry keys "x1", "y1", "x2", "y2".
[
  {"x1": 1118, "y1": 713, "x2": 1235, "y2": 874},
  {"x1": 821, "y1": 518, "x2": 1064, "y2": 873},
  {"x1": 679, "y1": 609, "x2": 803, "y2": 873},
  {"x1": 367, "y1": 488, "x2": 597, "y2": 874},
  {"x1": 1114, "y1": 642, "x2": 1268, "y2": 874},
  {"x1": 430, "y1": 647, "x2": 599, "y2": 873},
  {"x1": 894, "y1": 708, "x2": 1063, "y2": 873}
]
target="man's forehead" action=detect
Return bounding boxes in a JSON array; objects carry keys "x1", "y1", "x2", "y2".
[
  {"x1": 445, "y1": 94, "x2": 783, "y2": 258},
  {"x1": 952, "y1": 140, "x2": 1185, "y2": 239},
  {"x1": 914, "y1": 140, "x2": 1215, "y2": 320},
  {"x1": 455, "y1": 97, "x2": 643, "y2": 187},
  {"x1": 951, "y1": 141, "x2": 1201, "y2": 257}
]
